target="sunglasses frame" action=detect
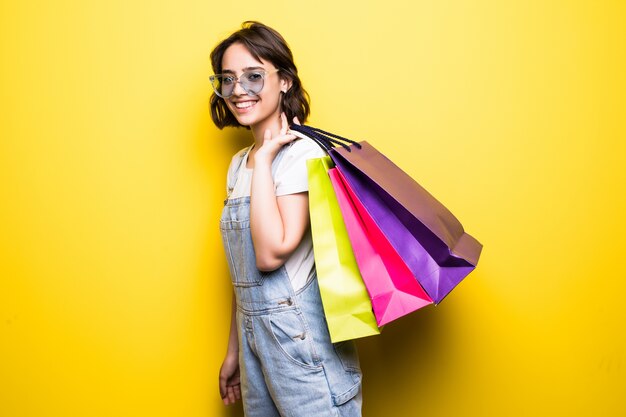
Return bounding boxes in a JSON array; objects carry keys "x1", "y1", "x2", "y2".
[{"x1": 209, "y1": 68, "x2": 280, "y2": 98}]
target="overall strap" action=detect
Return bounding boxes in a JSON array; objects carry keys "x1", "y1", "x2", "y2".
[{"x1": 226, "y1": 146, "x2": 251, "y2": 198}]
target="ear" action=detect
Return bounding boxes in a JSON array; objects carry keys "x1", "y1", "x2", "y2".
[{"x1": 280, "y1": 77, "x2": 293, "y2": 93}]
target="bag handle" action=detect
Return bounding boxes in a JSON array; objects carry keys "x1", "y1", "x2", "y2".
[{"x1": 289, "y1": 124, "x2": 362, "y2": 152}]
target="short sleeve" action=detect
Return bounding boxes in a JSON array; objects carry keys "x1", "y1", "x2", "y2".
[{"x1": 274, "y1": 138, "x2": 327, "y2": 196}]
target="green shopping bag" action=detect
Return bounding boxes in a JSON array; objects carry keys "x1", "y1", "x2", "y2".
[{"x1": 307, "y1": 156, "x2": 380, "y2": 342}]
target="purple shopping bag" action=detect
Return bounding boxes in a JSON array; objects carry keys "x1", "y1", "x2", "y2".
[
  {"x1": 290, "y1": 125, "x2": 483, "y2": 304},
  {"x1": 329, "y1": 167, "x2": 432, "y2": 326}
]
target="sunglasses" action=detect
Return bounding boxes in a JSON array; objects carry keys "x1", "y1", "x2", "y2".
[{"x1": 209, "y1": 69, "x2": 280, "y2": 98}]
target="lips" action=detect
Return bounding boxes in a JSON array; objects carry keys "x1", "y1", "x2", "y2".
[{"x1": 231, "y1": 99, "x2": 258, "y2": 113}]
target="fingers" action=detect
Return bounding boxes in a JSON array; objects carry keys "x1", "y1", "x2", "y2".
[
  {"x1": 218, "y1": 374, "x2": 227, "y2": 401},
  {"x1": 281, "y1": 133, "x2": 297, "y2": 145},
  {"x1": 269, "y1": 114, "x2": 296, "y2": 145},
  {"x1": 258, "y1": 113, "x2": 297, "y2": 158},
  {"x1": 233, "y1": 383, "x2": 241, "y2": 401},
  {"x1": 281, "y1": 113, "x2": 296, "y2": 143},
  {"x1": 280, "y1": 112, "x2": 288, "y2": 135},
  {"x1": 219, "y1": 356, "x2": 241, "y2": 405},
  {"x1": 219, "y1": 371, "x2": 239, "y2": 405},
  {"x1": 222, "y1": 386, "x2": 232, "y2": 405},
  {"x1": 263, "y1": 128, "x2": 272, "y2": 143},
  {"x1": 226, "y1": 385, "x2": 236, "y2": 405},
  {"x1": 224, "y1": 384, "x2": 241, "y2": 405},
  {"x1": 292, "y1": 116, "x2": 301, "y2": 125},
  {"x1": 221, "y1": 382, "x2": 241, "y2": 405}
]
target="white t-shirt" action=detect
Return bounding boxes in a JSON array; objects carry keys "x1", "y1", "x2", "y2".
[{"x1": 226, "y1": 137, "x2": 327, "y2": 292}]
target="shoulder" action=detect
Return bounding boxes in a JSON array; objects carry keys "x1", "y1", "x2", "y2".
[
  {"x1": 228, "y1": 146, "x2": 251, "y2": 169},
  {"x1": 282, "y1": 137, "x2": 327, "y2": 162},
  {"x1": 227, "y1": 145, "x2": 252, "y2": 180},
  {"x1": 273, "y1": 138, "x2": 326, "y2": 195},
  {"x1": 231, "y1": 146, "x2": 251, "y2": 164}
]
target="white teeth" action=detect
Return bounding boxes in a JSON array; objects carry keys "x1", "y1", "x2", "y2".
[{"x1": 235, "y1": 101, "x2": 256, "y2": 109}]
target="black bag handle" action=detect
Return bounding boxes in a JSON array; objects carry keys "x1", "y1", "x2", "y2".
[{"x1": 289, "y1": 124, "x2": 362, "y2": 152}]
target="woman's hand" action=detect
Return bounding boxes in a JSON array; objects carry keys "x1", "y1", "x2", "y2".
[
  {"x1": 253, "y1": 113, "x2": 298, "y2": 165},
  {"x1": 218, "y1": 352, "x2": 241, "y2": 405}
]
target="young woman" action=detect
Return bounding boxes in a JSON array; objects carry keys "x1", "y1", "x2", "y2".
[{"x1": 210, "y1": 22, "x2": 363, "y2": 416}]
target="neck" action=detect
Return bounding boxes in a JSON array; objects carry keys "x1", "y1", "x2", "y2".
[{"x1": 250, "y1": 110, "x2": 282, "y2": 148}]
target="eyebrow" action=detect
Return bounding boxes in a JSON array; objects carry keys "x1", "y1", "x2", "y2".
[{"x1": 221, "y1": 66, "x2": 266, "y2": 74}]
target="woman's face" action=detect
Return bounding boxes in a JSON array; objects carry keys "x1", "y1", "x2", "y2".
[{"x1": 220, "y1": 42, "x2": 288, "y2": 128}]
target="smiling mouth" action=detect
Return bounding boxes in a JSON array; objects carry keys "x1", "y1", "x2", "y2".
[{"x1": 234, "y1": 100, "x2": 257, "y2": 109}]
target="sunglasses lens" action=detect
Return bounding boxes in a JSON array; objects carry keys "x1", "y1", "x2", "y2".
[
  {"x1": 241, "y1": 72, "x2": 264, "y2": 95},
  {"x1": 210, "y1": 75, "x2": 234, "y2": 97}
]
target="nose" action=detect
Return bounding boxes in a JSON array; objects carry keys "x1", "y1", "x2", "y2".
[{"x1": 232, "y1": 79, "x2": 247, "y2": 96}]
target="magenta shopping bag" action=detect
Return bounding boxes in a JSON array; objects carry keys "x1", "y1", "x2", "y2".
[
  {"x1": 290, "y1": 124, "x2": 483, "y2": 304},
  {"x1": 329, "y1": 167, "x2": 432, "y2": 326}
]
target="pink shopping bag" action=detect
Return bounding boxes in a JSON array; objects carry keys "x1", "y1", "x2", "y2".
[{"x1": 329, "y1": 167, "x2": 433, "y2": 326}]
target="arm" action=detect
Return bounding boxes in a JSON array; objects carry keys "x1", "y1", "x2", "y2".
[
  {"x1": 218, "y1": 292, "x2": 240, "y2": 405},
  {"x1": 250, "y1": 114, "x2": 310, "y2": 271},
  {"x1": 226, "y1": 291, "x2": 239, "y2": 357},
  {"x1": 250, "y1": 167, "x2": 310, "y2": 271}
]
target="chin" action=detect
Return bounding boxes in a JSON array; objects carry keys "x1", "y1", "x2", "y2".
[{"x1": 234, "y1": 115, "x2": 255, "y2": 127}]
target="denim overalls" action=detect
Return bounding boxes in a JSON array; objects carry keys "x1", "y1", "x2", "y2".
[{"x1": 220, "y1": 143, "x2": 363, "y2": 417}]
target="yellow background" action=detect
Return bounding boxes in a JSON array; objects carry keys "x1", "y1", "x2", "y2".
[{"x1": 1, "y1": 0, "x2": 624, "y2": 416}]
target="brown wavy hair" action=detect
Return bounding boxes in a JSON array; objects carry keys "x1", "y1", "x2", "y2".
[{"x1": 209, "y1": 21, "x2": 310, "y2": 129}]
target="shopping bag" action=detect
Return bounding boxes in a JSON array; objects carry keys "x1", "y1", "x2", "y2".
[
  {"x1": 329, "y1": 167, "x2": 433, "y2": 326},
  {"x1": 294, "y1": 125, "x2": 483, "y2": 304},
  {"x1": 306, "y1": 156, "x2": 380, "y2": 342}
]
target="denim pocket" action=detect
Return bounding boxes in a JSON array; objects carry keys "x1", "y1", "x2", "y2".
[
  {"x1": 333, "y1": 340, "x2": 361, "y2": 372},
  {"x1": 269, "y1": 310, "x2": 322, "y2": 370}
]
